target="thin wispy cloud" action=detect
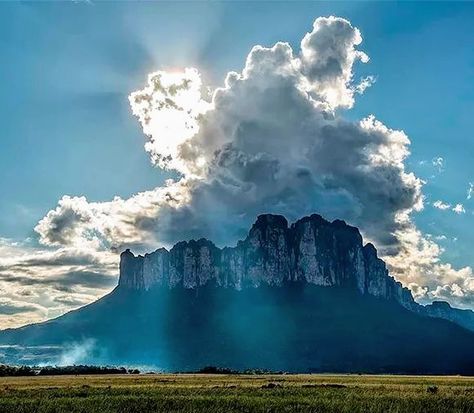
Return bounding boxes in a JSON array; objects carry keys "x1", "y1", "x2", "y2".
[{"x1": 432, "y1": 157, "x2": 445, "y2": 173}]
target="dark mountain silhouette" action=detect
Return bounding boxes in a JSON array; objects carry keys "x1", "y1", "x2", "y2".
[{"x1": 1, "y1": 213, "x2": 474, "y2": 373}]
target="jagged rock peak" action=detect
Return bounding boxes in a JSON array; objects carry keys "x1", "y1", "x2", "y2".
[
  {"x1": 117, "y1": 213, "x2": 417, "y2": 310},
  {"x1": 253, "y1": 214, "x2": 289, "y2": 229}
]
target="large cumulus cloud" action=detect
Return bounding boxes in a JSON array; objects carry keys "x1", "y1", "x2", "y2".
[{"x1": 29, "y1": 16, "x2": 474, "y2": 311}]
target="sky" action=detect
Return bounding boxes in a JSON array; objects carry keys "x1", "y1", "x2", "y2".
[{"x1": 0, "y1": 1, "x2": 473, "y2": 328}]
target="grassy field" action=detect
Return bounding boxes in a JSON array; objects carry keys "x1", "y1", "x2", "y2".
[{"x1": 0, "y1": 373, "x2": 473, "y2": 412}]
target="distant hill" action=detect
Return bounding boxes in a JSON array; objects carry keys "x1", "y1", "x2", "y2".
[
  {"x1": 424, "y1": 300, "x2": 474, "y2": 332},
  {"x1": 1, "y1": 213, "x2": 474, "y2": 373}
]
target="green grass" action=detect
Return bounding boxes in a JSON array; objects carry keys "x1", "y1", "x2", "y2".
[{"x1": 0, "y1": 374, "x2": 474, "y2": 412}]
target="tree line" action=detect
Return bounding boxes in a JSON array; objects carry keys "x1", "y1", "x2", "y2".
[{"x1": 0, "y1": 365, "x2": 140, "y2": 377}]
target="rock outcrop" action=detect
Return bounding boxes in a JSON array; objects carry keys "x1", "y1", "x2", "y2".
[{"x1": 119, "y1": 213, "x2": 418, "y2": 311}]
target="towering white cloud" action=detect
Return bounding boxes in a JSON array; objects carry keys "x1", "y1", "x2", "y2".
[
  {"x1": 16, "y1": 16, "x2": 474, "y2": 319},
  {"x1": 299, "y1": 16, "x2": 370, "y2": 109},
  {"x1": 38, "y1": 17, "x2": 422, "y2": 250}
]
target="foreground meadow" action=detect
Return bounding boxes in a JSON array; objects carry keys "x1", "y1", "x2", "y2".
[{"x1": 0, "y1": 373, "x2": 473, "y2": 413}]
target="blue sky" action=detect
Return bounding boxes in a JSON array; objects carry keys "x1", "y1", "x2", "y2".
[{"x1": 0, "y1": 1, "x2": 473, "y2": 326}]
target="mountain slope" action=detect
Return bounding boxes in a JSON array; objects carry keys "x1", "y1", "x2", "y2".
[{"x1": 2, "y1": 284, "x2": 474, "y2": 373}]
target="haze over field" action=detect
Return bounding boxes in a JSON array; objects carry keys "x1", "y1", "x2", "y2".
[{"x1": 0, "y1": 2, "x2": 473, "y2": 333}]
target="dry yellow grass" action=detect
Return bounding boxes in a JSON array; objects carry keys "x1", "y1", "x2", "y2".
[{"x1": 0, "y1": 374, "x2": 473, "y2": 412}]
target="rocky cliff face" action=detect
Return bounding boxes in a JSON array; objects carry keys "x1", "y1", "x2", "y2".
[{"x1": 119, "y1": 213, "x2": 418, "y2": 311}]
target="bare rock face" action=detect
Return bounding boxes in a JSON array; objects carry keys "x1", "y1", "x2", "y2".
[
  {"x1": 118, "y1": 249, "x2": 144, "y2": 289},
  {"x1": 223, "y1": 214, "x2": 291, "y2": 288},
  {"x1": 291, "y1": 216, "x2": 366, "y2": 290},
  {"x1": 118, "y1": 213, "x2": 417, "y2": 310}
]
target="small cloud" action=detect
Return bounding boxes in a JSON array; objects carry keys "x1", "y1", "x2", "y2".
[
  {"x1": 432, "y1": 157, "x2": 444, "y2": 173},
  {"x1": 417, "y1": 157, "x2": 444, "y2": 178},
  {"x1": 433, "y1": 200, "x2": 451, "y2": 210},
  {"x1": 467, "y1": 182, "x2": 473, "y2": 200},
  {"x1": 434, "y1": 235, "x2": 447, "y2": 241},
  {"x1": 355, "y1": 75, "x2": 376, "y2": 94},
  {"x1": 452, "y1": 203, "x2": 466, "y2": 214}
]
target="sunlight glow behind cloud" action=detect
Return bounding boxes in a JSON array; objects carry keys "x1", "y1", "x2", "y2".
[{"x1": 129, "y1": 68, "x2": 211, "y2": 174}]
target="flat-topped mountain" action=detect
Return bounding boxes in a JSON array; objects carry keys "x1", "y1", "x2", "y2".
[
  {"x1": 119, "y1": 214, "x2": 416, "y2": 310},
  {"x1": 1, "y1": 213, "x2": 474, "y2": 373}
]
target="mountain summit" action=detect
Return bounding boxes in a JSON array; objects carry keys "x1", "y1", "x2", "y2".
[{"x1": 1, "y1": 213, "x2": 474, "y2": 373}]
